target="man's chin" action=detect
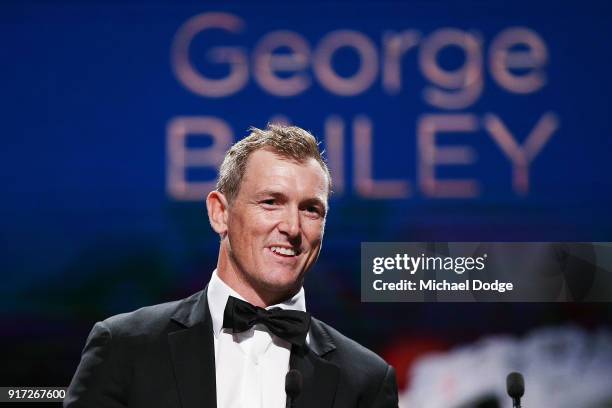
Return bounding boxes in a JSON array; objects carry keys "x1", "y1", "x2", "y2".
[{"x1": 257, "y1": 273, "x2": 303, "y2": 298}]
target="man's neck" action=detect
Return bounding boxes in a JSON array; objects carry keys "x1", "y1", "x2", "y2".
[{"x1": 215, "y1": 268, "x2": 296, "y2": 309}]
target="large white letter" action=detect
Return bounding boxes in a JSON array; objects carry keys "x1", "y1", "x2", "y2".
[
  {"x1": 489, "y1": 27, "x2": 548, "y2": 94},
  {"x1": 382, "y1": 30, "x2": 421, "y2": 94},
  {"x1": 171, "y1": 12, "x2": 248, "y2": 97},
  {"x1": 353, "y1": 116, "x2": 411, "y2": 198},
  {"x1": 167, "y1": 116, "x2": 233, "y2": 201},
  {"x1": 418, "y1": 114, "x2": 480, "y2": 197},
  {"x1": 253, "y1": 30, "x2": 311, "y2": 96},
  {"x1": 483, "y1": 113, "x2": 558, "y2": 195},
  {"x1": 324, "y1": 115, "x2": 346, "y2": 195},
  {"x1": 313, "y1": 30, "x2": 378, "y2": 96},
  {"x1": 419, "y1": 29, "x2": 483, "y2": 109}
]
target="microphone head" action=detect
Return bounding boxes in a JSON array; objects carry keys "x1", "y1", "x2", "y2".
[
  {"x1": 506, "y1": 372, "x2": 525, "y2": 399},
  {"x1": 285, "y1": 369, "x2": 303, "y2": 399}
]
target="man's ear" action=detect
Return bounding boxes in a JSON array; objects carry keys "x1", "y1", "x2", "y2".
[{"x1": 206, "y1": 190, "x2": 230, "y2": 236}]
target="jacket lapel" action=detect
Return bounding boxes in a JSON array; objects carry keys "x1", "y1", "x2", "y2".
[
  {"x1": 290, "y1": 318, "x2": 339, "y2": 408},
  {"x1": 168, "y1": 288, "x2": 217, "y2": 408}
]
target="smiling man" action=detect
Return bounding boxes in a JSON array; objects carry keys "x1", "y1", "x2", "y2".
[{"x1": 65, "y1": 124, "x2": 398, "y2": 408}]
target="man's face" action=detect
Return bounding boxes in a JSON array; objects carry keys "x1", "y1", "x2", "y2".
[{"x1": 223, "y1": 149, "x2": 329, "y2": 299}]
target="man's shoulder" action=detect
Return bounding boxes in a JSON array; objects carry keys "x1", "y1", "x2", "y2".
[
  {"x1": 311, "y1": 317, "x2": 389, "y2": 372},
  {"x1": 101, "y1": 290, "x2": 202, "y2": 339}
]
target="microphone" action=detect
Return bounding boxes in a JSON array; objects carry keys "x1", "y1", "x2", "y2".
[
  {"x1": 285, "y1": 369, "x2": 302, "y2": 408},
  {"x1": 506, "y1": 372, "x2": 525, "y2": 408}
]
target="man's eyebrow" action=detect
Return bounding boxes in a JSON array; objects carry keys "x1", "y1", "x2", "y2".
[
  {"x1": 256, "y1": 190, "x2": 328, "y2": 210},
  {"x1": 255, "y1": 189, "x2": 287, "y2": 198}
]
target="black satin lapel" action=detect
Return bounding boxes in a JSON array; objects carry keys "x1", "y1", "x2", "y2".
[
  {"x1": 168, "y1": 315, "x2": 216, "y2": 408},
  {"x1": 290, "y1": 346, "x2": 339, "y2": 408}
]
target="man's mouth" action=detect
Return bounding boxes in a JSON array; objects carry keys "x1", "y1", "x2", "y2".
[{"x1": 269, "y1": 246, "x2": 299, "y2": 257}]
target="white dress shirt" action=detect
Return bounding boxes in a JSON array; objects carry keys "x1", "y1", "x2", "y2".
[{"x1": 207, "y1": 270, "x2": 308, "y2": 408}]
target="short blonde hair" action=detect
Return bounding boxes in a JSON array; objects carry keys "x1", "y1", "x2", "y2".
[{"x1": 216, "y1": 124, "x2": 332, "y2": 203}]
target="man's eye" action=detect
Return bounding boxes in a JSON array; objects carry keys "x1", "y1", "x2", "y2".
[
  {"x1": 261, "y1": 199, "x2": 276, "y2": 205},
  {"x1": 306, "y1": 206, "x2": 322, "y2": 216}
]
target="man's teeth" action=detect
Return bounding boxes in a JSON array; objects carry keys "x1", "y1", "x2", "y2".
[{"x1": 270, "y1": 246, "x2": 296, "y2": 256}]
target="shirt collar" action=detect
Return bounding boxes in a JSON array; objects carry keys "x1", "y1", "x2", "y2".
[{"x1": 207, "y1": 269, "x2": 307, "y2": 338}]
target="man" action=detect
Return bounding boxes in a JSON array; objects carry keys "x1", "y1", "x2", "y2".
[{"x1": 65, "y1": 124, "x2": 398, "y2": 408}]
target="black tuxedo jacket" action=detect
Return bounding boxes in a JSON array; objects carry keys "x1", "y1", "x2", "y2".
[{"x1": 65, "y1": 289, "x2": 398, "y2": 408}]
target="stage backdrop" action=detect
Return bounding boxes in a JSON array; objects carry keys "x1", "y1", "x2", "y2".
[{"x1": 1, "y1": 0, "x2": 611, "y2": 398}]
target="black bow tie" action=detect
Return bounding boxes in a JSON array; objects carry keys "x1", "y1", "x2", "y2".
[{"x1": 222, "y1": 296, "x2": 311, "y2": 348}]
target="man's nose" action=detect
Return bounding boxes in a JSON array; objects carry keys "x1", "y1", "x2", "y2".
[{"x1": 278, "y1": 207, "x2": 301, "y2": 238}]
